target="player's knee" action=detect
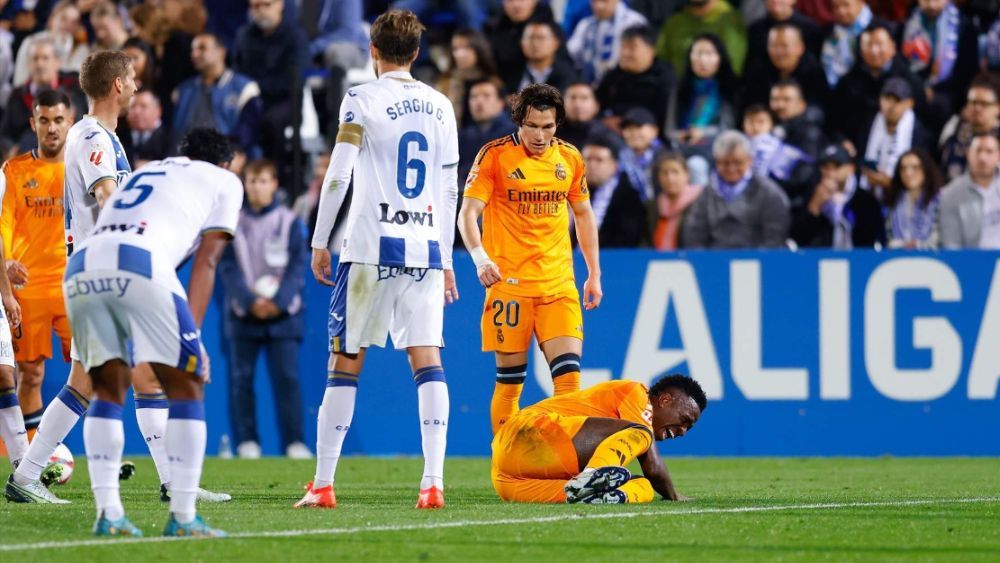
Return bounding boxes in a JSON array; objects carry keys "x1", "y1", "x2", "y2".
[
  {"x1": 0, "y1": 365, "x2": 15, "y2": 388},
  {"x1": 16, "y1": 360, "x2": 45, "y2": 389}
]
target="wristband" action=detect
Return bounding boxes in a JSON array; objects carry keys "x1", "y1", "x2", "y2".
[{"x1": 469, "y1": 246, "x2": 491, "y2": 268}]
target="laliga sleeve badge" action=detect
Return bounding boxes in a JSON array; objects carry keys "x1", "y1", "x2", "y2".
[{"x1": 555, "y1": 163, "x2": 567, "y2": 181}]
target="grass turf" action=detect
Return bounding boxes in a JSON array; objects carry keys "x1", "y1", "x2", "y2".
[{"x1": 1, "y1": 456, "x2": 999, "y2": 561}]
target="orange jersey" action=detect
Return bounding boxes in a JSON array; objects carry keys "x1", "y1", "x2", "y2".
[
  {"x1": 1, "y1": 150, "x2": 67, "y2": 298},
  {"x1": 521, "y1": 380, "x2": 654, "y2": 432},
  {"x1": 464, "y1": 134, "x2": 588, "y2": 298}
]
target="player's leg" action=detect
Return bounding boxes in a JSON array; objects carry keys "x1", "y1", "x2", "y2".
[
  {"x1": 407, "y1": 346, "x2": 448, "y2": 508},
  {"x1": 492, "y1": 471, "x2": 573, "y2": 503},
  {"x1": 14, "y1": 358, "x2": 44, "y2": 437},
  {"x1": 131, "y1": 363, "x2": 172, "y2": 490},
  {"x1": 11, "y1": 360, "x2": 89, "y2": 489},
  {"x1": 483, "y1": 287, "x2": 534, "y2": 434},
  {"x1": 490, "y1": 412, "x2": 587, "y2": 503},
  {"x1": 12, "y1": 297, "x2": 53, "y2": 436},
  {"x1": 564, "y1": 418, "x2": 652, "y2": 503},
  {"x1": 85, "y1": 359, "x2": 138, "y2": 530},
  {"x1": 0, "y1": 318, "x2": 28, "y2": 470},
  {"x1": 537, "y1": 293, "x2": 585, "y2": 396}
]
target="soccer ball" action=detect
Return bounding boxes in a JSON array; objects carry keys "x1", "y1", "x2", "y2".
[{"x1": 48, "y1": 443, "x2": 74, "y2": 485}]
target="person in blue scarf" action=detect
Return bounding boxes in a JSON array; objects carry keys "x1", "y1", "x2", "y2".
[{"x1": 885, "y1": 149, "x2": 944, "y2": 249}]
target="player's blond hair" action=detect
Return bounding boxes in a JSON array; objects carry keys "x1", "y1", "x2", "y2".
[
  {"x1": 370, "y1": 9, "x2": 424, "y2": 66},
  {"x1": 80, "y1": 50, "x2": 131, "y2": 100}
]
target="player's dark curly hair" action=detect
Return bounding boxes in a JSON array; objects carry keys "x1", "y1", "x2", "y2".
[
  {"x1": 511, "y1": 83, "x2": 565, "y2": 126},
  {"x1": 180, "y1": 127, "x2": 234, "y2": 165},
  {"x1": 649, "y1": 374, "x2": 707, "y2": 412}
]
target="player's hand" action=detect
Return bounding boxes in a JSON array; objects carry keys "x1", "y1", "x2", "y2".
[
  {"x1": 444, "y1": 269, "x2": 459, "y2": 305},
  {"x1": 671, "y1": 493, "x2": 693, "y2": 502},
  {"x1": 583, "y1": 275, "x2": 602, "y2": 310},
  {"x1": 477, "y1": 262, "x2": 501, "y2": 288},
  {"x1": 311, "y1": 248, "x2": 335, "y2": 287},
  {"x1": 2, "y1": 292, "x2": 20, "y2": 328},
  {"x1": 200, "y1": 343, "x2": 212, "y2": 383},
  {"x1": 6, "y1": 260, "x2": 28, "y2": 286}
]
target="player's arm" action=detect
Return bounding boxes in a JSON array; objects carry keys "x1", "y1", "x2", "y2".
[
  {"x1": 569, "y1": 197, "x2": 602, "y2": 310},
  {"x1": 188, "y1": 231, "x2": 231, "y2": 327},
  {"x1": 0, "y1": 168, "x2": 27, "y2": 288},
  {"x1": 0, "y1": 237, "x2": 21, "y2": 328},
  {"x1": 439, "y1": 105, "x2": 461, "y2": 304},
  {"x1": 637, "y1": 444, "x2": 690, "y2": 501},
  {"x1": 92, "y1": 178, "x2": 116, "y2": 208},
  {"x1": 457, "y1": 144, "x2": 501, "y2": 287}
]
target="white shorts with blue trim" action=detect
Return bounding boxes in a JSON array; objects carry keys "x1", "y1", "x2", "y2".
[
  {"x1": 0, "y1": 302, "x2": 13, "y2": 368},
  {"x1": 328, "y1": 263, "x2": 444, "y2": 354},
  {"x1": 63, "y1": 243, "x2": 203, "y2": 374}
]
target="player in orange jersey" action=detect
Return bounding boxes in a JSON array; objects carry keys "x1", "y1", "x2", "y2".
[
  {"x1": 0, "y1": 89, "x2": 78, "y2": 438},
  {"x1": 491, "y1": 375, "x2": 706, "y2": 504},
  {"x1": 458, "y1": 83, "x2": 602, "y2": 435}
]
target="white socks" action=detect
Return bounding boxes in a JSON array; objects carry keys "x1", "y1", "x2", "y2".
[
  {"x1": 414, "y1": 367, "x2": 448, "y2": 491},
  {"x1": 166, "y1": 401, "x2": 206, "y2": 524},
  {"x1": 135, "y1": 394, "x2": 170, "y2": 486},
  {"x1": 0, "y1": 389, "x2": 28, "y2": 469},
  {"x1": 313, "y1": 373, "x2": 357, "y2": 490},
  {"x1": 14, "y1": 386, "x2": 88, "y2": 485},
  {"x1": 84, "y1": 400, "x2": 125, "y2": 521}
]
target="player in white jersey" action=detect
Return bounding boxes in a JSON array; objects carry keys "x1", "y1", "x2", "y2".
[
  {"x1": 295, "y1": 10, "x2": 458, "y2": 510},
  {"x1": 65, "y1": 128, "x2": 242, "y2": 537},
  {"x1": 0, "y1": 171, "x2": 28, "y2": 476},
  {"x1": 7, "y1": 51, "x2": 229, "y2": 505}
]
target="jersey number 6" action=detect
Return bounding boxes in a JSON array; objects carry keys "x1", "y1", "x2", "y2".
[
  {"x1": 113, "y1": 171, "x2": 165, "y2": 210},
  {"x1": 396, "y1": 131, "x2": 428, "y2": 199}
]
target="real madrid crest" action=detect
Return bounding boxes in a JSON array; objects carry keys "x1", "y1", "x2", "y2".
[{"x1": 555, "y1": 162, "x2": 567, "y2": 180}]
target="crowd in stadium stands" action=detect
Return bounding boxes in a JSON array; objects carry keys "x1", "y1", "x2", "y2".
[{"x1": 0, "y1": 0, "x2": 998, "y2": 255}]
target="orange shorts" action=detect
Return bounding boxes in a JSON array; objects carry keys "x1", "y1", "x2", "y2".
[
  {"x1": 492, "y1": 411, "x2": 585, "y2": 478},
  {"x1": 481, "y1": 286, "x2": 583, "y2": 353},
  {"x1": 12, "y1": 295, "x2": 71, "y2": 362}
]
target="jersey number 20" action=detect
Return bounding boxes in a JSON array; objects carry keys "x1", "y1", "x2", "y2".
[
  {"x1": 397, "y1": 131, "x2": 427, "y2": 199},
  {"x1": 113, "y1": 171, "x2": 165, "y2": 209}
]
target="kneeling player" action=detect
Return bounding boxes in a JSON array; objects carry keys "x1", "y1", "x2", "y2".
[{"x1": 491, "y1": 375, "x2": 706, "y2": 504}]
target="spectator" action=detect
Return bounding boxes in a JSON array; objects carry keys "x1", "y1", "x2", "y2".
[
  {"x1": 742, "y1": 23, "x2": 829, "y2": 112},
  {"x1": 233, "y1": 0, "x2": 309, "y2": 162},
  {"x1": 0, "y1": 38, "x2": 86, "y2": 153},
  {"x1": 900, "y1": 0, "x2": 978, "y2": 128},
  {"x1": 791, "y1": 143, "x2": 885, "y2": 249},
  {"x1": 130, "y1": 2, "x2": 200, "y2": 122},
  {"x1": 743, "y1": 103, "x2": 815, "y2": 208},
  {"x1": 656, "y1": 0, "x2": 747, "y2": 76},
  {"x1": 769, "y1": 79, "x2": 826, "y2": 159},
  {"x1": 582, "y1": 135, "x2": 648, "y2": 247},
  {"x1": 829, "y1": 22, "x2": 927, "y2": 155},
  {"x1": 390, "y1": 0, "x2": 488, "y2": 30},
  {"x1": 985, "y1": 19, "x2": 1000, "y2": 72},
  {"x1": 650, "y1": 151, "x2": 703, "y2": 250},
  {"x1": 90, "y1": 1, "x2": 129, "y2": 52},
  {"x1": 305, "y1": 0, "x2": 368, "y2": 139},
  {"x1": 516, "y1": 20, "x2": 578, "y2": 93},
  {"x1": 292, "y1": 151, "x2": 331, "y2": 229},
  {"x1": 618, "y1": 107, "x2": 667, "y2": 201},
  {"x1": 595, "y1": 25, "x2": 674, "y2": 131},
  {"x1": 629, "y1": 0, "x2": 684, "y2": 31},
  {"x1": 567, "y1": 0, "x2": 647, "y2": 85},
  {"x1": 0, "y1": 19, "x2": 12, "y2": 113},
  {"x1": 173, "y1": 32, "x2": 263, "y2": 158},
  {"x1": 485, "y1": 0, "x2": 559, "y2": 93},
  {"x1": 559, "y1": 82, "x2": 620, "y2": 153},
  {"x1": 821, "y1": 0, "x2": 878, "y2": 87},
  {"x1": 13, "y1": 0, "x2": 90, "y2": 87},
  {"x1": 121, "y1": 90, "x2": 170, "y2": 168},
  {"x1": 666, "y1": 34, "x2": 738, "y2": 156},
  {"x1": 859, "y1": 77, "x2": 935, "y2": 196},
  {"x1": 747, "y1": 0, "x2": 823, "y2": 65},
  {"x1": 681, "y1": 131, "x2": 790, "y2": 248},
  {"x1": 940, "y1": 74, "x2": 1000, "y2": 179},
  {"x1": 939, "y1": 135, "x2": 1000, "y2": 249},
  {"x1": 437, "y1": 28, "x2": 498, "y2": 127},
  {"x1": 219, "y1": 158, "x2": 311, "y2": 460},
  {"x1": 885, "y1": 149, "x2": 943, "y2": 249},
  {"x1": 122, "y1": 37, "x2": 155, "y2": 91},
  {"x1": 458, "y1": 79, "x2": 517, "y2": 183}
]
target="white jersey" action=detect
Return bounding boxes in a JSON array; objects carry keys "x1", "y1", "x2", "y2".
[
  {"x1": 69, "y1": 157, "x2": 243, "y2": 294},
  {"x1": 312, "y1": 70, "x2": 459, "y2": 269},
  {"x1": 63, "y1": 115, "x2": 132, "y2": 255}
]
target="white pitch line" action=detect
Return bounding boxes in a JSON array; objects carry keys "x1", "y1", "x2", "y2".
[{"x1": 1, "y1": 496, "x2": 997, "y2": 553}]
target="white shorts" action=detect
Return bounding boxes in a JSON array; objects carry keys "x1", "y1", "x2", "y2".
[
  {"x1": 0, "y1": 303, "x2": 13, "y2": 368},
  {"x1": 63, "y1": 264, "x2": 203, "y2": 375},
  {"x1": 328, "y1": 263, "x2": 444, "y2": 354}
]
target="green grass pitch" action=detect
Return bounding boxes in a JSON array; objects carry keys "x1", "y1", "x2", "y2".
[{"x1": 2, "y1": 456, "x2": 999, "y2": 561}]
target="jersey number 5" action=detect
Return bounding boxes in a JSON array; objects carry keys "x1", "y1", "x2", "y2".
[
  {"x1": 113, "y1": 171, "x2": 165, "y2": 209},
  {"x1": 397, "y1": 131, "x2": 428, "y2": 199}
]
